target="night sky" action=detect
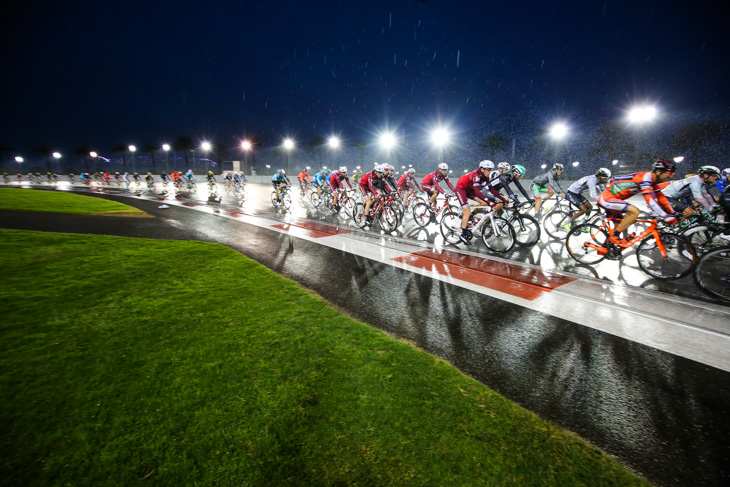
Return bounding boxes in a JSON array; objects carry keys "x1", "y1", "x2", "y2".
[{"x1": 3, "y1": 0, "x2": 729, "y2": 163}]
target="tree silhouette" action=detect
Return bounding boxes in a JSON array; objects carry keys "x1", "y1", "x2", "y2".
[
  {"x1": 111, "y1": 143, "x2": 129, "y2": 171},
  {"x1": 669, "y1": 121, "x2": 729, "y2": 165},
  {"x1": 32, "y1": 144, "x2": 54, "y2": 172},
  {"x1": 175, "y1": 136, "x2": 195, "y2": 170},
  {"x1": 73, "y1": 145, "x2": 92, "y2": 173},
  {"x1": 142, "y1": 144, "x2": 159, "y2": 173},
  {"x1": 588, "y1": 121, "x2": 636, "y2": 164},
  {"x1": 477, "y1": 132, "x2": 508, "y2": 161}
]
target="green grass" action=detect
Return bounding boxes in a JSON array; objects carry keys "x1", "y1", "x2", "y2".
[
  {"x1": 0, "y1": 188, "x2": 149, "y2": 216},
  {"x1": 0, "y1": 229, "x2": 648, "y2": 486}
]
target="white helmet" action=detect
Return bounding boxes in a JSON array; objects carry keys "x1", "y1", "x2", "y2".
[
  {"x1": 438, "y1": 163, "x2": 448, "y2": 170},
  {"x1": 339, "y1": 166, "x2": 347, "y2": 174},
  {"x1": 408, "y1": 168, "x2": 416, "y2": 173},
  {"x1": 498, "y1": 162, "x2": 511, "y2": 171},
  {"x1": 479, "y1": 160, "x2": 494, "y2": 169},
  {"x1": 596, "y1": 167, "x2": 612, "y2": 178},
  {"x1": 385, "y1": 163, "x2": 394, "y2": 171},
  {"x1": 374, "y1": 164, "x2": 385, "y2": 173}
]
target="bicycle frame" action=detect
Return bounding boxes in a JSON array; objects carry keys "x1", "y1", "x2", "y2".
[{"x1": 587, "y1": 219, "x2": 668, "y2": 257}]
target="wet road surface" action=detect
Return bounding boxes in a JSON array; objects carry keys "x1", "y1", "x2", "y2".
[{"x1": 2, "y1": 182, "x2": 730, "y2": 486}]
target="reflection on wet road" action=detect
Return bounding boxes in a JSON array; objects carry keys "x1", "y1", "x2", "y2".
[{"x1": 3, "y1": 181, "x2": 730, "y2": 486}]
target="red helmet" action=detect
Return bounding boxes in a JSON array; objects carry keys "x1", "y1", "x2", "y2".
[{"x1": 653, "y1": 159, "x2": 677, "y2": 172}]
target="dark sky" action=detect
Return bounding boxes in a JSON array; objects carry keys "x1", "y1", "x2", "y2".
[{"x1": 2, "y1": 0, "x2": 729, "y2": 156}]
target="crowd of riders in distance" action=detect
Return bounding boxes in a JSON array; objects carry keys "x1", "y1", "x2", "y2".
[{"x1": 5, "y1": 161, "x2": 730, "y2": 244}]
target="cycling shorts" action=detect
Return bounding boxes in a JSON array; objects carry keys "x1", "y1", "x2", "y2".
[
  {"x1": 531, "y1": 183, "x2": 550, "y2": 198},
  {"x1": 565, "y1": 191, "x2": 588, "y2": 208},
  {"x1": 597, "y1": 194, "x2": 630, "y2": 215},
  {"x1": 666, "y1": 195, "x2": 693, "y2": 213}
]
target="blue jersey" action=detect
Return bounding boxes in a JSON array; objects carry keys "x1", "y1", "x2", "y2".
[
  {"x1": 272, "y1": 173, "x2": 286, "y2": 183},
  {"x1": 313, "y1": 172, "x2": 327, "y2": 185},
  {"x1": 717, "y1": 179, "x2": 727, "y2": 194}
]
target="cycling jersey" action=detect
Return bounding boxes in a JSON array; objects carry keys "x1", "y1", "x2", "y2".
[
  {"x1": 531, "y1": 169, "x2": 566, "y2": 194},
  {"x1": 455, "y1": 170, "x2": 493, "y2": 207},
  {"x1": 422, "y1": 170, "x2": 456, "y2": 194},
  {"x1": 488, "y1": 173, "x2": 531, "y2": 201},
  {"x1": 271, "y1": 173, "x2": 288, "y2": 184},
  {"x1": 661, "y1": 175, "x2": 715, "y2": 211},
  {"x1": 397, "y1": 173, "x2": 422, "y2": 192},
  {"x1": 598, "y1": 171, "x2": 673, "y2": 217},
  {"x1": 359, "y1": 170, "x2": 384, "y2": 196},
  {"x1": 312, "y1": 171, "x2": 328, "y2": 187},
  {"x1": 328, "y1": 170, "x2": 353, "y2": 191},
  {"x1": 298, "y1": 171, "x2": 312, "y2": 183},
  {"x1": 567, "y1": 175, "x2": 605, "y2": 200}
]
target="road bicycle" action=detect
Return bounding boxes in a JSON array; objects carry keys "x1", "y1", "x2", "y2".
[
  {"x1": 440, "y1": 205, "x2": 516, "y2": 252},
  {"x1": 692, "y1": 245, "x2": 730, "y2": 303},
  {"x1": 565, "y1": 217, "x2": 697, "y2": 280},
  {"x1": 412, "y1": 193, "x2": 459, "y2": 228},
  {"x1": 271, "y1": 184, "x2": 292, "y2": 210},
  {"x1": 500, "y1": 200, "x2": 541, "y2": 247},
  {"x1": 543, "y1": 200, "x2": 602, "y2": 240},
  {"x1": 353, "y1": 195, "x2": 398, "y2": 232}
]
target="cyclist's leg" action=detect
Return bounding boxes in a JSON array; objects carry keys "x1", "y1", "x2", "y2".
[{"x1": 531, "y1": 184, "x2": 546, "y2": 214}]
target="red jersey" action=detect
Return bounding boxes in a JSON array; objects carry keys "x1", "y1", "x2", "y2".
[{"x1": 601, "y1": 171, "x2": 673, "y2": 217}]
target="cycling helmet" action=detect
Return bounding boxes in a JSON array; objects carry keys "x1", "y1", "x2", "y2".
[
  {"x1": 498, "y1": 162, "x2": 511, "y2": 171},
  {"x1": 339, "y1": 166, "x2": 347, "y2": 174},
  {"x1": 596, "y1": 168, "x2": 612, "y2": 178},
  {"x1": 324, "y1": 169, "x2": 330, "y2": 175},
  {"x1": 479, "y1": 160, "x2": 494, "y2": 170},
  {"x1": 553, "y1": 163, "x2": 564, "y2": 171},
  {"x1": 408, "y1": 168, "x2": 416, "y2": 173},
  {"x1": 722, "y1": 168, "x2": 730, "y2": 176},
  {"x1": 385, "y1": 163, "x2": 394, "y2": 171},
  {"x1": 303, "y1": 168, "x2": 308, "y2": 173},
  {"x1": 207, "y1": 170, "x2": 213, "y2": 175},
  {"x1": 438, "y1": 163, "x2": 448, "y2": 170},
  {"x1": 653, "y1": 158, "x2": 677, "y2": 172},
  {"x1": 511, "y1": 164, "x2": 526, "y2": 176},
  {"x1": 115, "y1": 172, "x2": 119, "y2": 175},
  {"x1": 277, "y1": 169, "x2": 283, "y2": 174},
  {"x1": 698, "y1": 165, "x2": 720, "y2": 176},
  {"x1": 374, "y1": 164, "x2": 385, "y2": 173}
]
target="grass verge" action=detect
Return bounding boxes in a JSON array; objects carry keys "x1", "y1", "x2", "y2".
[
  {"x1": 0, "y1": 229, "x2": 647, "y2": 486},
  {"x1": 0, "y1": 188, "x2": 149, "y2": 216}
]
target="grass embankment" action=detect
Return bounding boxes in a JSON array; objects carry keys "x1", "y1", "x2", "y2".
[
  {"x1": 0, "y1": 188, "x2": 149, "y2": 216},
  {"x1": 0, "y1": 229, "x2": 647, "y2": 486}
]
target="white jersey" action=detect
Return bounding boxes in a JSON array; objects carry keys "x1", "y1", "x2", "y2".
[
  {"x1": 568, "y1": 174, "x2": 604, "y2": 200},
  {"x1": 661, "y1": 175, "x2": 715, "y2": 211}
]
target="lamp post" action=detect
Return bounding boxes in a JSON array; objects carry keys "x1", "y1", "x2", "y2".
[
  {"x1": 162, "y1": 144, "x2": 171, "y2": 173},
  {"x1": 129, "y1": 145, "x2": 137, "y2": 173},
  {"x1": 201, "y1": 141, "x2": 212, "y2": 173},
  {"x1": 241, "y1": 140, "x2": 252, "y2": 175},
  {"x1": 379, "y1": 131, "x2": 396, "y2": 166},
  {"x1": 53, "y1": 152, "x2": 62, "y2": 173},
  {"x1": 626, "y1": 105, "x2": 658, "y2": 164},
  {"x1": 548, "y1": 122, "x2": 569, "y2": 165},
  {"x1": 15, "y1": 156, "x2": 23, "y2": 176},
  {"x1": 283, "y1": 138, "x2": 294, "y2": 173},
  {"x1": 430, "y1": 126, "x2": 451, "y2": 164},
  {"x1": 328, "y1": 136, "x2": 340, "y2": 171}
]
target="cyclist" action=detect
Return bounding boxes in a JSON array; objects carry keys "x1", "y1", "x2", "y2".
[
  {"x1": 184, "y1": 169, "x2": 195, "y2": 188},
  {"x1": 661, "y1": 165, "x2": 719, "y2": 219},
  {"x1": 455, "y1": 160, "x2": 505, "y2": 245},
  {"x1": 397, "y1": 168, "x2": 422, "y2": 205},
  {"x1": 233, "y1": 171, "x2": 246, "y2": 185},
  {"x1": 532, "y1": 163, "x2": 567, "y2": 216},
  {"x1": 597, "y1": 158, "x2": 680, "y2": 246},
  {"x1": 351, "y1": 169, "x2": 363, "y2": 184},
  {"x1": 715, "y1": 168, "x2": 730, "y2": 194},
  {"x1": 144, "y1": 172, "x2": 155, "y2": 187},
  {"x1": 359, "y1": 164, "x2": 386, "y2": 226},
  {"x1": 488, "y1": 164, "x2": 532, "y2": 207},
  {"x1": 312, "y1": 169, "x2": 329, "y2": 198},
  {"x1": 381, "y1": 164, "x2": 398, "y2": 193},
  {"x1": 490, "y1": 162, "x2": 511, "y2": 183},
  {"x1": 563, "y1": 168, "x2": 611, "y2": 229},
  {"x1": 297, "y1": 168, "x2": 312, "y2": 191},
  {"x1": 206, "y1": 171, "x2": 216, "y2": 183},
  {"x1": 422, "y1": 162, "x2": 457, "y2": 208},
  {"x1": 328, "y1": 166, "x2": 353, "y2": 210},
  {"x1": 223, "y1": 171, "x2": 233, "y2": 189},
  {"x1": 271, "y1": 169, "x2": 290, "y2": 202}
]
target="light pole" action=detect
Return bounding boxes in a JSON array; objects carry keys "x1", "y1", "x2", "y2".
[
  {"x1": 548, "y1": 122, "x2": 569, "y2": 165},
  {"x1": 430, "y1": 126, "x2": 451, "y2": 164},
  {"x1": 162, "y1": 144, "x2": 171, "y2": 173},
  {"x1": 283, "y1": 138, "x2": 294, "y2": 173},
  {"x1": 129, "y1": 145, "x2": 137, "y2": 173},
  {"x1": 379, "y1": 131, "x2": 396, "y2": 166},
  {"x1": 53, "y1": 152, "x2": 62, "y2": 173},
  {"x1": 328, "y1": 136, "x2": 340, "y2": 171},
  {"x1": 241, "y1": 140, "x2": 252, "y2": 174},
  {"x1": 201, "y1": 142, "x2": 212, "y2": 173},
  {"x1": 626, "y1": 104, "x2": 658, "y2": 163},
  {"x1": 15, "y1": 156, "x2": 24, "y2": 176}
]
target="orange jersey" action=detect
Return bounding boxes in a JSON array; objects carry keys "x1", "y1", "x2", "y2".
[{"x1": 601, "y1": 171, "x2": 673, "y2": 216}]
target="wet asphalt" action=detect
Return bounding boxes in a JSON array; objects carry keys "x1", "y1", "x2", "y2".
[{"x1": 1, "y1": 187, "x2": 729, "y2": 486}]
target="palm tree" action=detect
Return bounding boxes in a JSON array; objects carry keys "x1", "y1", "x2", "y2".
[
  {"x1": 142, "y1": 143, "x2": 158, "y2": 173},
  {"x1": 477, "y1": 132, "x2": 509, "y2": 161},
  {"x1": 111, "y1": 143, "x2": 129, "y2": 171},
  {"x1": 669, "y1": 121, "x2": 729, "y2": 166},
  {"x1": 73, "y1": 145, "x2": 92, "y2": 173},
  {"x1": 175, "y1": 136, "x2": 195, "y2": 170}
]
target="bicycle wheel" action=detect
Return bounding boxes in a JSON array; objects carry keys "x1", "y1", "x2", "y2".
[
  {"x1": 353, "y1": 203, "x2": 368, "y2": 228},
  {"x1": 693, "y1": 246, "x2": 730, "y2": 303},
  {"x1": 544, "y1": 210, "x2": 572, "y2": 240},
  {"x1": 681, "y1": 224, "x2": 715, "y2": 255},
  {"x1": 379, "y1": 205, "x2": 399, "y2": 232},
  {"x1": 440, "y1": 211, "x2": 463, "y2": 244},
  {"x1": 481, "y1": 217, "x2": 516, "y2": 253},
  {"x1": 566, "y1": 223, "x2": 609, "y2": 265},
  {"x1": 282, "y1": 192, "x2": 292, "y2": 210},
  {"x1": 392, "y1": 199, "x2": 406, "y2": 223},
  {"x1": 512, "y1": 214, "x2": 541, "y2": 247},
  {"x1": 412, "y1": 202, "x2": 434, "y2": 228},
  {"x1": 309, "y1": 192, "x2": 321, "y2": 207},
  {"x1": 340, "y1": 197, "x2": 354, "y2": 219},
  {"x1": 271, "y1": 191, "x2": 281, "y2": 207},
  {"x1": 636, "y1": 232, "x2": 696, "y2": 280}
]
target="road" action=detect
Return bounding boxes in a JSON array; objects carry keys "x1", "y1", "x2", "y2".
[{"x1": 2, "y1": 179, "x2": 729, "y2": 486}]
